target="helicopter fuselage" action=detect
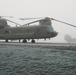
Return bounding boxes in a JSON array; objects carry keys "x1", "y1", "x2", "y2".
[{"x1": 0, "y1": 25, "x2": 58, "y2": 40}]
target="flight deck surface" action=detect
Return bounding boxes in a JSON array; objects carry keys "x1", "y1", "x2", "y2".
[
  {"x1": 0, "y1": 42, "x2": 76, "y2": 75},
  {"x1": 0, "y1": 42, "x2": 76, "y2": 46}
]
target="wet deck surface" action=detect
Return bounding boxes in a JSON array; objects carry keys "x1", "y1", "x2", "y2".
[
  {"x1": 0, "y1": 44, "x2": 76, "y2": 75},
  {"x1": 0, "y1": 42, "x2": 76, "y2": 46}
]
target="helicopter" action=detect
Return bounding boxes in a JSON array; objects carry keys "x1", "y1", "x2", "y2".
[
  {"x1": 0, "y1": 16, "x2": 75, "y2": 43},
  {"x1": 64, "y1": 34, "x2": 76, "y2": 43}
]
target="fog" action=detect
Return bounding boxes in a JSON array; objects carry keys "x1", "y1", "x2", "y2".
[{"x1": 0, "y1": 0, "x2": 76, "y2": 42}]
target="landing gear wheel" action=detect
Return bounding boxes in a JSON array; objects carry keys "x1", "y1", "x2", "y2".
[
  {"x1": 31, "y1": 39, "x2": 35, "y2": 43},
  {"x1": 23, "y1": 39, "x2": 27, "y2": 43},
  {"x1": 5, "y1": 39, "x2": 8, "y2": 42}
]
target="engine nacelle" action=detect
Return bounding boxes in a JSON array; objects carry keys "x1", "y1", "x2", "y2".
[{"x1": 39, "y1": 17, "x2": 52, "y2": 25}]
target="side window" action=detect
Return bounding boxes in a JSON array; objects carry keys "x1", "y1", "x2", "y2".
[
  {"x1": 37, "y1": 28, "x2": 40, "y2": 32},
  {"x1": 5, "y1": 30, "x2": 11, "y2": 33}
]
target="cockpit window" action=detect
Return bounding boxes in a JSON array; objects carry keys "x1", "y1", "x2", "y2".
[
  {"x1": 46, "y1": 26, "x2": 54, "y2": 34},
  {"x1": 5, "y1": 30, "x2": 11, "y2": 33}
]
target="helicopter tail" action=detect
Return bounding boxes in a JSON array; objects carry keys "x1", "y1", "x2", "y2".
[{"x1": 0, "y1": 18, "x2": 10, "y2": 29}]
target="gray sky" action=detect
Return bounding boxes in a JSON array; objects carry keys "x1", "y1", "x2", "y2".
[{"x1": 0, "y1": 0, "x2": 76, "y2": 42}]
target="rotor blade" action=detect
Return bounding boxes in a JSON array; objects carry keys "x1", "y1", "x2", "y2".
[
  {"x1": 1, "y1": 17, "x2": 21, "y2": 26},
  {"x1": 0, "y1": 16, "x2": 13, "y2": 18},
  {"x1": 22, "y1": 17, "x2": 49, "y2": 26},
  {"x1": 51, "y1": 18, "x2": 76, "y2": 28},
  {"x1": 19, "y1": 17, "x2": 44, "y2": 20},
  {"x1": 22, "y1": 20, "x2": 40, "y2": 26}
]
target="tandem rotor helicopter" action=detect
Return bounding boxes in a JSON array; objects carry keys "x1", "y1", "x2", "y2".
[{"x1": 0, "y1": 16, "x2": 76, "y2": 43}]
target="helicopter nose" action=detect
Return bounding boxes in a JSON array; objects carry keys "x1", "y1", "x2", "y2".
[{"x1": 51, "y1": 31, "x2": 58, "y2": 37}]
